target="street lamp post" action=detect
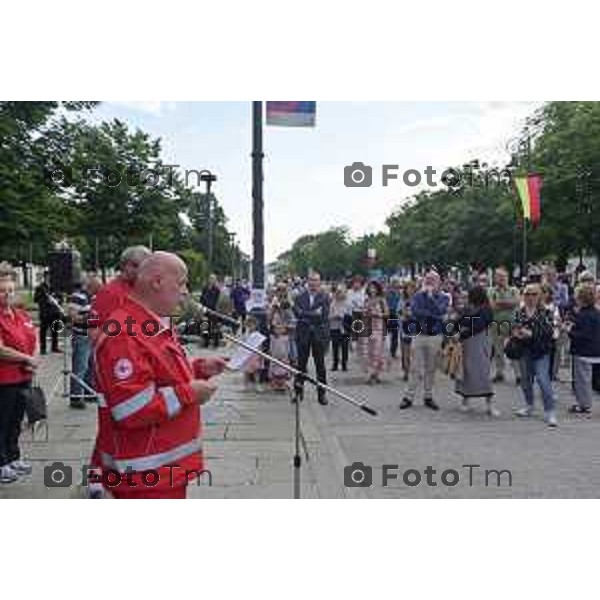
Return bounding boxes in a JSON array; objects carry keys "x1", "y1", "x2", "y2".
[
  {"x1": 199, "y1": 170, "x2": 217, "y2": 274},
  {"x1": 228, "y1": 231, "x2": 237, "y2": 279}
]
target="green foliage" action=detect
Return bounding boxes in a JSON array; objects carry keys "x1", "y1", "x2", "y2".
[
  {"x1": 178, "y1": 248, "x2": 207, "y2": 290},
  {"x1": 0, "y1": 102, "x2": 243, "y2": 277},
  {"x1": 278, "y1": 102, "x2": 600, "y2": 276},
  {"x1": 530, "y1": 101, "x2": 600, "y2": 263}
]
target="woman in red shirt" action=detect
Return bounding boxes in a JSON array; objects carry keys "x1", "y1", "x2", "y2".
[{"x1": 0, "y1": 265, "x2": 38, "y2": 484}]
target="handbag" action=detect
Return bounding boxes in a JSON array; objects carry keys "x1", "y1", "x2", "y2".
[
  {"x1": 504, "y1": 336, "x2": 524, "y2": 360},
  {"x1": 23, "y1": 383, "x2": 47, "y2": 424},
  {"x1": 442, "y1": 340, "x2": 463, "y2": 381},
  {"x1": 22, "y1": 380, "x2": 49, "y2": 442}
]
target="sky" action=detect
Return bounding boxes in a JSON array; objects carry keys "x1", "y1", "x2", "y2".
[{"x1": 90, "y1": 101, "x2": 541, "y2": 262}]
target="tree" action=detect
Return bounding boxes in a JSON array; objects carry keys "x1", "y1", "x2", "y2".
[
  {"x1": 0, "y1": 101, "x2": 97, "y2": 275},
  {"x1": 51, "y1": 119, "x2": 191, "y2": 271},
  {"x1": 178, "y1": 248, "x2": 207, "y2": 291},
  {"x1": 530, "y1": 102, "x2": 600, "y2": 264}
]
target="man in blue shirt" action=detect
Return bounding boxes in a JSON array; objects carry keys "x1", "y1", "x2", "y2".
[
  {"x1": 400, "y1": 271, "x2": 449, "y2": 411},
  {"x1": 386, "y1": 276, "x2": 403, "y2": 359}
]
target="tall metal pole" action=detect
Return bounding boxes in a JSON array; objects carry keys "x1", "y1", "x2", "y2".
[
  {"x1": 28, "y1": 242, "x2": 33, "y2": 294},
  {"x1": 199, "y1": 171, "x2": 217, "y2": 276},
  {"x1": 522, "y1": 129, "x2": 531, "y2": 280},
  {"x1": 207, "y1": 192, "x2": 213, "y2": 274},
  {"x1": 252, "y1": 101, "x2": 264, "y2": 289}
]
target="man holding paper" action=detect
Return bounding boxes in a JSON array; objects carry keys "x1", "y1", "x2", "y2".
[{"x1": 93, "y1": 252, "x2": 227, "y2": 499}]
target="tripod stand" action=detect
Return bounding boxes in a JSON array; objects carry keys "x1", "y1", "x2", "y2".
[
  {"x1": 286, "y1": 380, "x2": 311, "y2": 499},
  {"x1": 49, "y1": 323, "x2": 98, "y2": 403}
]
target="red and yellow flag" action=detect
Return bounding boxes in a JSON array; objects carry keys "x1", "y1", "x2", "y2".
[{"x1": 514, "y1": 174, "x2": 542, "y2": 226}]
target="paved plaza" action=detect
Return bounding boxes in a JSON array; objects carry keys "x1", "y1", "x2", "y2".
[{"x1": 2, "y1": 339, "x2": 600, "y2": 499}]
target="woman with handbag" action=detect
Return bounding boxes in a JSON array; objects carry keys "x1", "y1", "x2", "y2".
[
  {"x1": 0, "y1": 264, "x2": 38, "y2": 484},
  {"x1": 513, "y1": 283, "x2": 557, "y2": 427},
  {"x1": 455, "y1": 286, "x2": 498, "y2": 416}
]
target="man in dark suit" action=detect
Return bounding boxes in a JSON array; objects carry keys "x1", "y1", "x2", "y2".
[
  {"x1": 200, "y1": 273, "x2": 221, "y2": 348},
  {"x1": 293, "y1": 272, "x2": 330, "y2": 405}
]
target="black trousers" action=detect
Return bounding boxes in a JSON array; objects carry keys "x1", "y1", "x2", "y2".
[
  {"x1": 388, "y1": 314, "x2": 399, "y2": 358},
  {"x1": 0, "y1": 382, "x2": 28, "y2": 467},
  {"x1": 232, "y1": 311, "x2": 247, "y2": 335},
  {"x1": 39, "y1": 316, "x2": 60, "y2": 354},
  {"x1": 330, "y1": 329, "x2": 349, "y2": 369},
  {"x1": 295, "y1": 334, "x2": 327, "y2": 395},
  {"x1": 202, "y1": 316, "x2": 221, "y2": 348}
]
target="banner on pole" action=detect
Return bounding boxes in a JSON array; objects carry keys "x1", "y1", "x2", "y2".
[
  {"x1": 266, "y1": 101, "x2": 316, "y2": 127},
  {"x1": 514, "y1": 174, "x2": 542, "y2": 227}
]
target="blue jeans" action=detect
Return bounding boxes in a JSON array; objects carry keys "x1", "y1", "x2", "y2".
[
  {"x1": 70, "y1": 334, "x2": 92, "y2": 397},
  {"x1": 519, "y1": 353, "x2": 555, "y2": 412}
]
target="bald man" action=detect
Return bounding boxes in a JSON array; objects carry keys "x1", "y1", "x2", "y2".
[
  {"x1": 89, "y1": 245, "x2": 152, "y2": 334},
  {"x1": 92, "y1": 252, "x2": 227, "y2": 499}
]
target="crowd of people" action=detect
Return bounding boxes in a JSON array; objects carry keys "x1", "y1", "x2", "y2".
[{"x1": 198, "y1": 264, "x2": 600, "y2": 427}]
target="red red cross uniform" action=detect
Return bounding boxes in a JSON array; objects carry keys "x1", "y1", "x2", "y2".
[
  {"x1": 89, "y1": 276, "x2": 133, "y2": 333},
  {"x1": 0, "y1": 309, "x2": 37, "y2": 384},
  {"x1": 93, "y1": 296, "x2": 211, "y2": 499}
]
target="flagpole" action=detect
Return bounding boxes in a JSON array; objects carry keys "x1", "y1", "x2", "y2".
[
  {"x1": 523, "y1": 129, "x2": 532, "y2": 280},
  {"x1": 522, "y1": 219, "x2": 527, "y2": 280}
]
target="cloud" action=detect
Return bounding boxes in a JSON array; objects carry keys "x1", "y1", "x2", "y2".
[{"x1": 107, "y1": 101, "x2": 177, "y2": 116}]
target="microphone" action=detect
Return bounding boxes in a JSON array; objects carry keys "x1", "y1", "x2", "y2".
[{"x1": 189, "y1": 300, "x2": 241, "y2": 328}]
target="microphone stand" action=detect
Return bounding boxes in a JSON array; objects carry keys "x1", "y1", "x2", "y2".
[{"x1": 193, "y1": 302, "x2": 378, "y2": 499}]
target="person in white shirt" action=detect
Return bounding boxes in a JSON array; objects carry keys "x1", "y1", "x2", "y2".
[{"x1": 346, "y1": 276, "x2": 366, "y2": 353}]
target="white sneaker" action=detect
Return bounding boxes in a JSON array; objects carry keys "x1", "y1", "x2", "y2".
[
  {"x1": 0, "y1": 465, "x2": 19, "y2": 484},
  {"x1": 459, "y1": 399, "x2": 471, "y2": 412},
  {"x1": 10, "y1": 460, "x2": 32, "y2": 475},
  {"x1": 545, "y1": 412, "x2": 558, "y2": 427},
  {"x1": 515, "y1": 406, "x2": 533, "y2": 417},
  {"x1": 87, "y1": 482, "x2": 107, "y2": 499},
  {"x1": 487, "y1": 405, "x2": 501, "y2": 418}
]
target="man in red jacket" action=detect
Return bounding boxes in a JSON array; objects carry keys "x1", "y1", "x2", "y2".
[
  {"x1": 89, "y1": 245, "x2": 152, "y2": 333},
  {"x1": 93, "y1": 251, "x2": 226, "y2": 499}
]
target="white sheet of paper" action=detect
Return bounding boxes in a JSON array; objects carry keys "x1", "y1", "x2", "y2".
[{"x1": 227, "y1": 332, "x2": 266, "y2": 371}]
